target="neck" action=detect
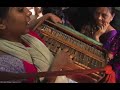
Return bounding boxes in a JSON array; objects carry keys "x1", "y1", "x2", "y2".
[
  {"x1": 0, "y1": 34, "x2": 23, "y2": 43},
  {"x1": 107, "y1": 25, "x2": 115, "y2": 31}
]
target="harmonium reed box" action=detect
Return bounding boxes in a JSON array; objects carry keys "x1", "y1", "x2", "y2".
[{"x1": 34, "y1": 20, "x2": 108, "y2": 83}]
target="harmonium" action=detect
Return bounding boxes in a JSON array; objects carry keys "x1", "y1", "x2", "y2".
[{"x1": 33, "y1": 20, "x2": 108, "y2": 83}]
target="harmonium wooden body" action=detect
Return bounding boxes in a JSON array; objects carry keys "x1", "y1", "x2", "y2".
[{"x1": 34, "y1": 20, "x2": 108, "y2": 83}]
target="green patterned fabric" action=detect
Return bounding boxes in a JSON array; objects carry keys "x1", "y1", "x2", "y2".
[{"x1": 56, "y1": 23, "x2": 103, "y2": 46}]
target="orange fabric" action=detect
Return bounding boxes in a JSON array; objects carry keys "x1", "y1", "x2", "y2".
[{"x1": 104, "y1": 65, "x2": 116, "y2": 83}]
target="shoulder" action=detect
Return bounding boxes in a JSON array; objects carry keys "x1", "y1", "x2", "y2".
[
  {"x1": 104, "y1": 30, "x2": 117, "y2": 39},
  {"x1": 110, "y1": 30, "x2": 117, "y2": 35},
  {"x1": 110, "y1": 30, "x2": 120, "y2": 42},
  {"x1": 0, "y1": 51, "x2": 7, "y2": 55},
  {"x1": 0, "y1": 51, "x2": 13, "y2": 60},
  {"x1": 0, "y1": 51, "x2": 21, "y2": 62}
]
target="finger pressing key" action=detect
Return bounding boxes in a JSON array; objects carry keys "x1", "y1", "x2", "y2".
[
  {"x1": 69, "y1": 54, "x2": 75, "y2": 59},
  {"x1": 63, "y1": 48, "x2": 69, "y2": 52}
]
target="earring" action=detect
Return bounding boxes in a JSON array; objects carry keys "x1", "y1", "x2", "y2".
[
  {"x1": 111, "y1": 18, "x2": 113, "y2": 21},
  {"x1": 0, "y1": 24, "x2": 6, "y2": 29},
  {"x1": 27, "y1": 12, "x2": 30, "y2": 16},
  {"x1": 27, "y1": 11, "x2": 32, "y2": 16}
]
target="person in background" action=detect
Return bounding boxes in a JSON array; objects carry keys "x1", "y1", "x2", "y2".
[
  {"x1": 80, "y1": 7, "x2": 117, "y2": 51},
  {"x1": 41, "y1": 7, "x2": 75, "y2": 29},
  {"x1": 27, "y1": 7, "x2": 43, "y2": 20},
  {"x1": 106, "y1": 31, "x2": 120, "y2": 83},
  {"x1": 79, "y1": 7, "x2": 117, "y2": 83}
]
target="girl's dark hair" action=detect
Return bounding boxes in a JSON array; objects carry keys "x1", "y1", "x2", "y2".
[{"x1": 0, "y1": 7, "x2": 9, "y2": 19}]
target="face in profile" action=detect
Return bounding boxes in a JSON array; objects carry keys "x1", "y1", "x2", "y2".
[
  {"x1": 94, "y1": 7, "x2": 115, "y2": 26},
  {"x1": 3, "y1": 7, "x2": 32, "y2": 36}
]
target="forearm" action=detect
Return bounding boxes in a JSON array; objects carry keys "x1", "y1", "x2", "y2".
[
  {"x1": 42, "y1": 62, "x2": 62, "y2": 83},
  {"x1": 94, "y1": 35, "x2": 100, "y2": 42},
  {"x1": 94, "y1": 31, "x2": 103, "y2": 42},
  {"x1": 42, "y1": 50, "x2": 70, "y2": 83}
]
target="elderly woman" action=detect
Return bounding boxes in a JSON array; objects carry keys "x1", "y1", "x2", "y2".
[
  {"x1": 80, "y1": 7, "x2": 117, "y2": 51},
  {"x1": 80, "y1": 7, "x2": 117, "y2": 83}
]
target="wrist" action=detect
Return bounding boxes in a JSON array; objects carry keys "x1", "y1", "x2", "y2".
[
  {"x1": 51, "y1": 64, "x2": 63, "y2": 71},
  {"x1": 108, "y1": 51, "x2": 115, "y2": 56},
  {"x1": 94, "y1": 35, "x2": 100, "y2": 42},
  {"x1": 95, "y1": 32, "x2": 102, "y2": 37}
]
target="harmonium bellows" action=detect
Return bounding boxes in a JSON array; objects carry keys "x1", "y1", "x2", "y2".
[{"x1": 34, "y1": 20, "x2": 107, "y2": 83}]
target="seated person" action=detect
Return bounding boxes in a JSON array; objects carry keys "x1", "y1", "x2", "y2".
[
  {"x1": 107, "y1": 31, "x2": 120, "y2": 83},
  {"x1": 41, "y1": 7, "x2": 75, "y2": 29},
  {"x1": 79, "y1": 7, "x2": 118, "y2": 83},
  {"x1": 80, "y1": 7, "x2": 117, "y2": 51}
]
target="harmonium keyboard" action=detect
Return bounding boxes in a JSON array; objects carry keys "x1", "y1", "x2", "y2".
[{"x1": 33, "y1": 20, "x2": 108, "y2": 83}]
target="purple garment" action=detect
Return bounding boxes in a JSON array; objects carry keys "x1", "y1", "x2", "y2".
[
  {"x1": 80, "y1": 24, "x2": 117, "y2": 49},
  {"x1": 108, "y1": 31, "x2": 120, "y2": 83},
  {"x1": 0, "y1": 55, "x2": 26, "y2": 83},
  {"x1": 109, "y1": 56, "x2": 120, "y2": 83},
  {"x1": 109, "y1": 31, "x2": 120, "y2": 55},
  {"x1": 100, "y1": 30, "x2": 117, "y2": 51}
]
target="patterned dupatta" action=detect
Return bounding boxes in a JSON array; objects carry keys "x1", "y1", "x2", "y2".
[
  {"x1": 0, "y1": 34, "x2": 54, "y2": 72},
  {"x1": 0, "y1": 34, "x2": 75, "y2": 83}
]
